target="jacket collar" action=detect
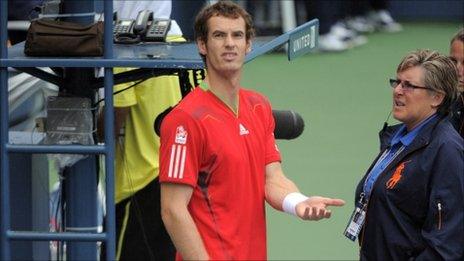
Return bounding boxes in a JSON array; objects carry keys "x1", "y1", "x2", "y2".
[{"x1": 374, "y1": 115, "x2": 445, "y2": 176}]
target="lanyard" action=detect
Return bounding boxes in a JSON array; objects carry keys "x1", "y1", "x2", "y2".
[
  {"x1": 346, "y1": 144, "x2": 405, "y2": 242},
  {"x1": 361, "y1": 145, "x2": 405, "y2": 201}
]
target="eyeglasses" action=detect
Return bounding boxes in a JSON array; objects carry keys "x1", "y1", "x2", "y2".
[{"x1": 389, "y1": 78, "x2": 433, "y2": 91}]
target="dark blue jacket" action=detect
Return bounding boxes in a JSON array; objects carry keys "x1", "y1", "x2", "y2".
[
  {"x1": 355, "y1": 116, "x2": 464, "y2": 261},
  {"x1": 450, "y1": 94, "x2": 464, "y2": 138}
]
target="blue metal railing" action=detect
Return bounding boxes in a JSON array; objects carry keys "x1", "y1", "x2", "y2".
[
  {"x1": 0, "y1": 0, "x2": 116, "y2": 260},
  {"x1": 7, "y1": 144, "x2": 107, "y2": 154},
  {"x1": 7, "y1": 231, "x2": 107, "y2": 242},
  {"x1": 103, "y1": 0, "x2": 116, "y2": 258},
  {"x1": 1, "y1": 0, "x2": 12, "y2": 258}
]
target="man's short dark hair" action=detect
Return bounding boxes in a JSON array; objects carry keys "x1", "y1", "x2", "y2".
[{"x1": 194, "y1": 0, "x2": 255, "y2": 44}]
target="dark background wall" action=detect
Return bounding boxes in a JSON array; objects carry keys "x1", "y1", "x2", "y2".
[{"x1": 389, "y1": 0, "x2": 463, "y2": 21}]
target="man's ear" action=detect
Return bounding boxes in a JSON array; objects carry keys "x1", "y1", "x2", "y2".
[
  {"x1": 197, "y1": 38, "x2": 207, "y2": 56},
  {"x1": 246, "y1": 40, "x2": 252, "y2": 54}
]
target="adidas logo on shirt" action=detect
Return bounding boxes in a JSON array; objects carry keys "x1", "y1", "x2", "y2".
[{"x1": 239, "y1": 123, "x2": 249, "y2": 135}]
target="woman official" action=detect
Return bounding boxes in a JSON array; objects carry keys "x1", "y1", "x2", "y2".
[{"x1": 347, "y1": 49, "x2": 464, "y2": 260}]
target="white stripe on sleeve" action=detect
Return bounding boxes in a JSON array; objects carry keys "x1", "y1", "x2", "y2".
[
  {"x1": 179, "y1": 146, "x2": 187, "y2": 179},
  {"x1": 173, "y1": 144, "x2": 182, "y2": 178},
  {"x1": 168, "y1": 144, "x2": 176, "y2": 178}
]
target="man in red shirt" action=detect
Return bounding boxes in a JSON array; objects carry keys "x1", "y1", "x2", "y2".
[{"x1": 159, "y1": 1, "x2": 345, "y2": 260}]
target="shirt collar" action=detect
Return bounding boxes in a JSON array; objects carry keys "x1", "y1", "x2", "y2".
[
  {"x1": 390, "y1": 114, "x2": 438, "y2": 147},
  {"x1": 199, "y1": 81, "x2": 209, "y2": 91}
]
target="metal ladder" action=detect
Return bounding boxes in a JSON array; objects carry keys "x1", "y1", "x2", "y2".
[{"x1": 0, "y1": 1, "x2": 116, "y2": 260}]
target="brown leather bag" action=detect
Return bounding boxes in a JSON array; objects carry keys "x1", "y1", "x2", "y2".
[{"x1": 24, "y1": 19, "x2": 104, "y2": 57}]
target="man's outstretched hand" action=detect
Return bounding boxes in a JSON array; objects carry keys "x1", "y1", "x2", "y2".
[{"x1": 295, "y1": 196, "x2": 345, "y2": 220}]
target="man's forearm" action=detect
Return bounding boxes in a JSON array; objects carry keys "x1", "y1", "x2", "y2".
[
  {"x1": 265, "y1": 163, "x2": 299, "y2": 210},
  {"x1": 162, "y1": 206, "x2": 209, "y2": 260},
  {"x1": 264, "y1": 162, "x2": 345, "y2": 220}
]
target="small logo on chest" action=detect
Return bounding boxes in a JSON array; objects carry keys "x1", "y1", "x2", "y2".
[
  {"x1": 386, "y1": 160, "x2": 410, "y2": 189},
  {"x1": 239, "y1": 123, "x2": 249, "y2": 135}
]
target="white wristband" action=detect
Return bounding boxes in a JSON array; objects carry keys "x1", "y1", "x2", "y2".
[{"x1": 282, "y1": 192, "x2": 309, "y2": 216}]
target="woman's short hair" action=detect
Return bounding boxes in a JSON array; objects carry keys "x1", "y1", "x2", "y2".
[
  {"x1": 397, "y1": 49, "x2": 458, "y2": 115},
  {"x1": 450, "y1": 28, "x2": 464, "y2": 45}
]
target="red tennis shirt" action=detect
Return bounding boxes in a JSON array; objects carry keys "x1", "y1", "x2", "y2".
[{"x1": 159, "y1": 85, "x2": 281, "y2": 260}]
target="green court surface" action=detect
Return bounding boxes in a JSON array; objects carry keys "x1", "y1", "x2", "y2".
[{"x1": 241, "y1": 22, "x2": 461, "y2": 260}]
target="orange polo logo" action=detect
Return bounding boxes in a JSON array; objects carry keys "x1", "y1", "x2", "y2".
[{"x1": 386, "y1": 161, "x2": 410, "y2": 189}]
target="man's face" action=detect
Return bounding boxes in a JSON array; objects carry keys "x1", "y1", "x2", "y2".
[
  {"x1": 197, "y1": 15, "x2": 251, "y2": 75},
  {"x1": 450, "y1": 39, "x2": 464, "y2": 91}
]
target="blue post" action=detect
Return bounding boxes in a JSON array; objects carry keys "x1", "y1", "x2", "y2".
[
  {"x1": 59, "y1": 1, "x2": 99, "y2": 260},
  {"x1": 0, "y1": 0, "x2": 11, "y2": 258},
  {"x1": 103, "y1": 1, "x2": 116, "y2": 259},
  {"x1": 10, "y1": 154, "x2": 33, "y2": 260},
  {"x1": 64, "y1": 157, "x2": 98, "y2": 260},
  {"x1": 0, "y1": 58, "x2": 11, "y2": 261}
]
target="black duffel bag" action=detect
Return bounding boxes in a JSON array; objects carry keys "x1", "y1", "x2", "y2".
[{"x1": 24, "y1": 19, "x2": 104, "y2": 57}]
